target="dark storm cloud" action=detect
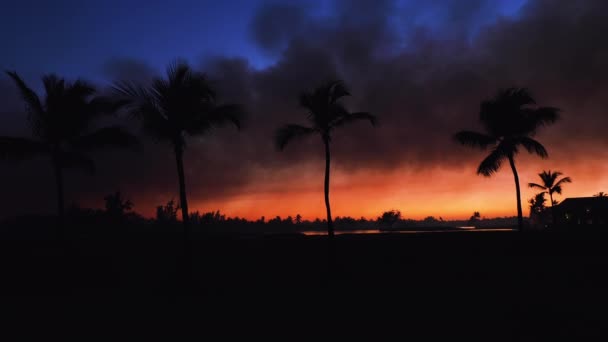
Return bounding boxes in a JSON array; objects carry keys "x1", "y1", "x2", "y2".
[{"x1": 2, "y1": 0, "x2": 608, "y2": 217}]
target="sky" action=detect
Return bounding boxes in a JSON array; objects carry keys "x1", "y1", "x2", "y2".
[{"x1": 1, "y1": 0, "x2": 608, "y2": 220}]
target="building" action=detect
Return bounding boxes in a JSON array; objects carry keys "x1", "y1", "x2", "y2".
[{"x1": 553, "y1": 197, "x2": 608, "y2": 229}]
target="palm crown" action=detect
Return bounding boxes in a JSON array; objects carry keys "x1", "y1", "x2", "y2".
[
  {"x1": 454, "y1": 88, "x2": 559, "y2": 176},
  {"x1": 113, "y1": 62, "x2": 243, "y2": 151},
  {"x1": 1, "y1": 71, "x2": 137, "y2": 170},
  {"x1": 275, "y1": 80, "x2": 376, "y2": 150},
  {"x1": 529, "y1": 170, "x2": 572, "y2": 203}
]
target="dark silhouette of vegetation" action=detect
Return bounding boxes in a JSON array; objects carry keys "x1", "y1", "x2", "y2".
[
  {"x1": 454, "y1": 88, "x2": 559, "y2": 231},
  {"x1": 594, "y1": 192, "x2": 607, "y2": 198},
  {"x1": 0, "y1": 71, "x2": 138, "y2": 236},
  {"x1": 156, "y1": 199, "x2": 180, "y2": 224},
  {"x1": 529, "y1": 193, "x2": 547, "y2": 215},
  {"x1": 468, "y1": 211, "x2": 481, "y2": 226},
  {"x1": 113, "y1": 61, "x2": 244, "y2": 243},
  {"x1": 275, "y1": 80, "x2": 376, "y2": 237},
  {"x1": 104, "y1": 191, "x2": 134, "y2": 218},
  {"x1": 378, "y1": 210, "x2": 401, "y2": 229},
  {"x1": 528, "y1": 170, "x2": 571, "y2": 225}
]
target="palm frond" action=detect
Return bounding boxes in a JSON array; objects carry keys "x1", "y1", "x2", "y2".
[
  {"x1": 519, "y1": 137, "x2": 548, "y2": 158},
  {"x1": 5, "y1": 71, "x2": 44, "y2": 115},
  {"x1": 526, "y1": 106, "x2": 560, "y2": 129},
  {"x1": 328, "y1": 80, "x2": 350, "y2": 103},
  {"x1": 552, "y1": 185, "x2": 563, "y2": 195},
  {"x1": 528, "y1": 183, "x2": 547, "y2": 190},
  {"x1": 73, "y1": 125, "x2": 140, "y2": 150},
  {"x1": 331, "y1": 111, "x2": 377, "y2": 129},
  {"x1": 274, "y1": 124, "x2": 316, "y2": 151},
  {"x1": 477, "y1": 147, "x2": 506, "y2": 177},
  {"x1": 0, "y1": 136, "x2": 49, "y2": 161},
  {"x1": 554, "y1": 176, "x2": 572, "y2": 187},
  {"x1": 5, "y1": 71, "x2": 46, "y2": 137},
  {"x1": 454, "y1": 131, "x2": 496, "y2": 149}
]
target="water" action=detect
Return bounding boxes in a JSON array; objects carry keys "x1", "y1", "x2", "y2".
[{"x1": 300, "y1": 228, "x2": 514, "y2": 236}]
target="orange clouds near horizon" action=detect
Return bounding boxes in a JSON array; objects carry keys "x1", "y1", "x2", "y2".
[{"x1": 157, "y1": 152, "x2": 608, "y2": 222}]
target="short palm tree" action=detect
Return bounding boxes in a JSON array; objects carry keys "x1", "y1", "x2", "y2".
[
  {"x1": 528, "y1": 170, "x2": 571, "y2": 207},
  {"x1": 113, "y1": 62, "x2": 243, "y2": 239},
  {"x1": 0, "y1": 71, "x2": 138, "y2": 234},
  {"x1": 454, "y1": 88, "x2": 560, "y2": 231},
  {"x1": 528, "y1": 170, "x2": 571, "y2": 226},
  {"x1": 275, "y1": 80, "x2": 376, "y2": 237}
]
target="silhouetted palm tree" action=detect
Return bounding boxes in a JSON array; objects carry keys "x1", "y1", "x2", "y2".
[
  {"x1": 594, "y1": 192, "x2": 607, "y2": 198},
  {"x1": 454, "y1": 88, "x2": 559, "y2": 231},
  {"x1": 0, "y1": 71, "x2": 138, "y2": 235},
  {"x1": 275, "y1": 80, "x2": 376, "y2": 237},
  {"x1": 528, "y1": 170, "x2": 571, "y2": 207},
  {"x1": 113, "y1": 62, "x2": 243, "y2": 239},
  {"x1": 529, "y1": 170, "x2": 571, "y2": 226}
]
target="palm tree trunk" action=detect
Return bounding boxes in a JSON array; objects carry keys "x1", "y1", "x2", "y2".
[
  {"x1": 508, "y1": 155, "x2": 524, "y2": 231},
  {"x1": 173, "y1": 144, "x2": 190, "y2": 235},
  {"x1": 323, "y1": 139, "x2": 334, "y2": 238},
  {"x1": 52, "y1": 156, "x2": 65, "y2": 238},
  {"x1": 549, "y1": 193, "x2": 556, "y2": 228}
]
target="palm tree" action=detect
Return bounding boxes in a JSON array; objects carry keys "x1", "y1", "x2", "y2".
[
  {"x1": 528, "y1": 170, "x2": 571, "y2": 206},
  {"x1": 454, "y1": 88, "x2": 560, "y2": 231},
  {"x1": 0, "y1": 71, "x2": 138, "y2": 235},
  {"x1": 594, "y1": 192, "x2": 607, "y2": 198},
  {"x1": 113, "y1": 62, "x2": 243, "y2": 239},
  {"x1": 275, "y1": 80, "x2": 376, "y2": 237}
]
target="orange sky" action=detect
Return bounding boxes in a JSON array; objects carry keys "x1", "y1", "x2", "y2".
[{"x1": 181, "y1": 151, "x2": 608, "y2": 221}]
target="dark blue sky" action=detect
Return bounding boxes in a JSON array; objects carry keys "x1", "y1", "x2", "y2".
[{"x1": 1, "y1": 0, "x2": 526, "y2": 83}]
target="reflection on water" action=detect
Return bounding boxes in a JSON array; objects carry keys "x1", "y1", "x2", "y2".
[{"x1": 300, "y1": 228, "x2": 514, "y2": 236}]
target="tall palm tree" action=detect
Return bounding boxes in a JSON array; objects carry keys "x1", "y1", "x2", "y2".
[
  {"x1": 113, "y1": 62, "x2": 243, "y2": 239},
  {"x1": 454, "y1": 88, "x2": 560, "y2": 231},
  {"x1": 528, "y1": 170, "x2": 571, "y2": 207},
  {"x1": 0, "y1": 71, "x2": 138, "y2": 234},
  {"x1": 275, "y1": 80, "x2": 376, "y2": 237}
]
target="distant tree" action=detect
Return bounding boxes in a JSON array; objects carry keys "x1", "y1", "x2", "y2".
[
  {"x1": 594, "y1": 192, "x2": 607, "y2": 198},
  {"x1": 378, "y1": 210, "x2": 401, "y2": 229},
  {"x1": 104, "y1": 191, "x2": 133, "y2": 218},
  {"x1": 454, "y1": 88, "x2": 559, "y2": 231},
  {"x1": 468, "y1": 211, "x2": 481, "y2": 226},
  {"x1": 528, "y1": 192, "x2": 547, "y2": 217},
  {"x1": 528, "y1": 170, "x2": 571, "y2": 225},
  {"x1": 275, "y1": 80, "x2": 376, "y2": 238},
  {"x1": 156, "y1": 199, "x2": 179, "y2": 224},
  {"x1": 0, "y1": 71, "x2": 138, "y2": 236},
  {"x1": 114, "y1": 62, "x2": 244, "y2": 242},
  {"x1": 295, "y1": 214, "x2": 302, "y2": 224}
]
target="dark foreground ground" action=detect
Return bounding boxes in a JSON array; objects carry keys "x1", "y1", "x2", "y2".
[{"x1": 1, "y1": 229, "x2": 608, "y2": 339}]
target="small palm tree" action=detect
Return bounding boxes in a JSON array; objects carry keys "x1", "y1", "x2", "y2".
[
  {"x1": 275, "y1": 80, "x2": 376, "y2": 237},
  {"x1": 594, "y1": 192, "x2": 607, "y2": 198},
  {"x1": 113, "y1": 62, "x2": 243, "y2": 240},
  {"x1": 528, "y1": 170, "x2": 571, "y2": 207},
  {"x1": 454, "y1": 88, "x2": 559, "y2": 231},
  {"x1": 0, "y1": 71, "x2": 138, "y2": 235}
]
